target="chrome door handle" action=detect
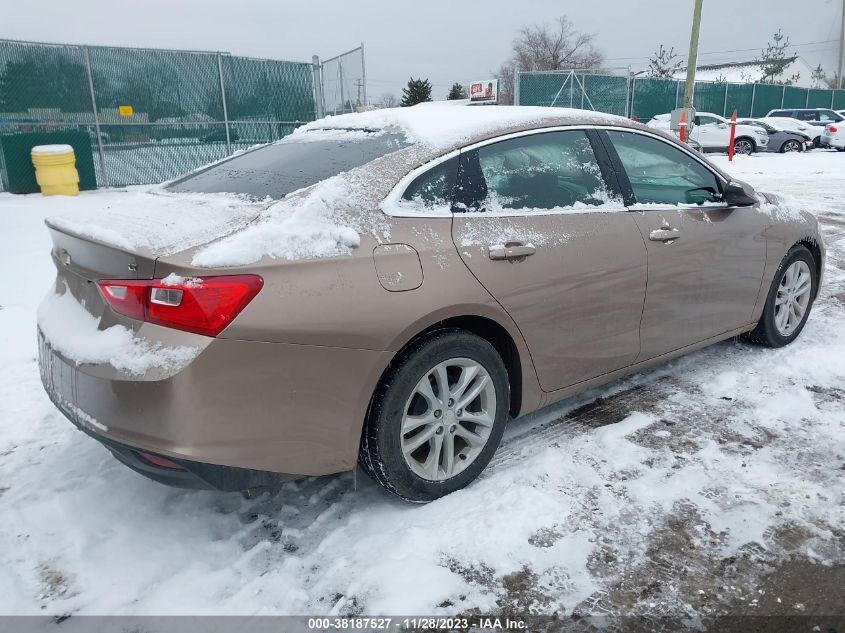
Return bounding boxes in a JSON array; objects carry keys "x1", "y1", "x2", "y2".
[
  {"x1": 488, "y1": 241, "x2": 537, "y2": 261},
  {"x1": 649, "y1": 228, "x2": 681, "y2": 242}
]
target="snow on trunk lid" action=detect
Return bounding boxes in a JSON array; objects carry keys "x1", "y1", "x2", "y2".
[{"x1": 44, "y1": 187, "x2": 268, "y2": 259}]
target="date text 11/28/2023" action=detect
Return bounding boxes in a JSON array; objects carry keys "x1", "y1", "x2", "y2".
[{"x1": 306, "y1": 617, "x2": 528, "y2": 630}]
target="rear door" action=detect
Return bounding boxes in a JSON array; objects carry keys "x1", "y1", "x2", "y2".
[
  {"x1": 600, "y1": 129, "x2": 768, "y2": 360},
  {"x1": 451, "y1": 129, "x2": 647, "y2": 392}
]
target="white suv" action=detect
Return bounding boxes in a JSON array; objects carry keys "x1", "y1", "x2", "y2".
[{"x1": 647, "y1": 112, "x2": 769, "y2": 154}]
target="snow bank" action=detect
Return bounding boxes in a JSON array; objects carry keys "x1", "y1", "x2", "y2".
[
  {"x1": 37, "y1": 290, "x2": 197, "y2": 375},
  {"x1": 294, "y1": 102, "x2": 628, "y2": 150},
  {"x1": 45, "y1": 187, "x2": 267, "y2": 257}
]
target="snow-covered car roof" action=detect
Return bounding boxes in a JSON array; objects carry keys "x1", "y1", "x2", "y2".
[{"x1": 292, "y1": 101, "x2": 638, "y2": 154}]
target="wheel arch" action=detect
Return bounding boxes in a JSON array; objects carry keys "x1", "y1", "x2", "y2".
[
  {"x1": 795, "y1": 237, "x2": 823, "y2": 298},
  {"x1": 379, "y1": 307, "x2": 543, "y2": 421}
]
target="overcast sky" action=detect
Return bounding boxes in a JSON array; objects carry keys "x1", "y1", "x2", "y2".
[{"x1": 2, "y1": 0, "x2": 842, "y2": 100}]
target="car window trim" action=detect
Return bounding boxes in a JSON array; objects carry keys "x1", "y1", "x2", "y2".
[{"x1": 384, "y1": 125, "x2": 717, "y2": 218}]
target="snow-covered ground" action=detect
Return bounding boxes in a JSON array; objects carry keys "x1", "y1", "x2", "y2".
[{"x1": 0, "y1": 149, "x2": 843, "y2": 618}]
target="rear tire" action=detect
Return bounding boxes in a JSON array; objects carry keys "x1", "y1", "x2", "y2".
[
  {"x1": 359, "y1": 329, "x2": 509, "y2": 502},
  {"x1": 745, "y1": 245, "x2": 817, "y2": 348}
]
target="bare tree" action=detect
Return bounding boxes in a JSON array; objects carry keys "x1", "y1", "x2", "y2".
[
  {"x1": 376, "y1": 93, "x2": 398, "y2": 109},
  {"x1": 646, "y1": 45, "x2": 683, "y2": 79},
  {"x1": 495, "y1": 15, "x2": 604, "y2": 105}
]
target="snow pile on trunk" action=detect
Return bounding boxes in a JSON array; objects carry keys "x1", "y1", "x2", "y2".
[
  {"x1": 37, "y1": 290, "x2": 198, "y2": 375},
  {"x1": 294, "y1": 102, "x2": 628, "y2": 150},
  {"x1": 45, "y1": 188, "x2": 267, "y2": 257},
  {"x1": 191, "y1": 177, "x2": 363, "y2": 267}
]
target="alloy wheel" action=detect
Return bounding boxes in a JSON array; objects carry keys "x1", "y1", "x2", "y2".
[
  {"x1": 774, "y1": 260, "x2": 812, "y2": 337},
  {"x1": 401, "y1": 358, "x2": 496, "y2": 481},
  {"x1": 734, "y1": 139, "x2": 753, "y2": 155},
  {"x1": 783, "y1": 140, "x2": 801, "y2": 152}
]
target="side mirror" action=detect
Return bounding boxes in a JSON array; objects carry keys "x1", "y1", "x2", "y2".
[
  {"x1": 723, "y1": 180, "x2": 757, "y2": 207},
  {"x1": 717, "y1": 123, "x2": 728, "y2": 129}
]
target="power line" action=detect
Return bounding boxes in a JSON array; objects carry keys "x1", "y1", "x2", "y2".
[{"x1": 603, "y1": 38, "x2": 840, "y2": 63}]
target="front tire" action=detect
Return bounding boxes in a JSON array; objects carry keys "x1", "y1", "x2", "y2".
[
  {"x1": 359, "y1": 329, "x2": 509, "y2": 502},
  {"x1": 745, "y1": 245, "x2": 817, "y2": 348},
  {"x1": 734, "y1": 137, "x2": 755, "y2": 155},
  {"x1": 780, "y1": 139, "x2": 802, "y2": 153}
]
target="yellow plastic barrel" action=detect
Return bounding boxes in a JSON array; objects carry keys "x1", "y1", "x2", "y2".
[{"x1": 31, "y1": 144, "x2": 80, "y2": 196}]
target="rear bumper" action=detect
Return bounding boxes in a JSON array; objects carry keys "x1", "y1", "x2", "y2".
[
  {"x1": 38, "y1": 328, "x2": 392, "y2": 484},
  {"x1": 53, "y1": 399, "x2": 295, "y2": 491},
  {"x1": 821, "y1": 136, "x2": 844, "y2": 148}
]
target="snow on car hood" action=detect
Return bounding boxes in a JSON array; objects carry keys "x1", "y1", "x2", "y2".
[
  {"x1": 293, "y1": 101, "x2": 629, "y2": 150},
  {"x1": 44, "y1": 187, "x2": 268, "y2": 257}
]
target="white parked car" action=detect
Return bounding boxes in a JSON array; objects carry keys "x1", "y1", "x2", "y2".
[
  {"x1": 761, "y1": 116, "x2": 823, "y2": 148},
  {"x1": 647, "y1": 112, "x2": 768, "y2": 154},
  {"x1": 821, "y1": 121, "x2": 845, "y2": 150}
]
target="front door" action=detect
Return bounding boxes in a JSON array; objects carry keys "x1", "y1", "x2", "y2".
[
  {"x1": 602, "y1": 129, "x2": 768, "y2": 360},
  {"x1": 451, "y1": 129, "x2": 647, "y2": 392}
]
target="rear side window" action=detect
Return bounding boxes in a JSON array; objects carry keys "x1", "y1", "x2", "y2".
[
  {"x1": 796, "y1": 111, "x2": 817, "y2": 121},
  {"x1": 167, "y1": 130, "x2": 408, "y2": 199},
  {"x1": 456, "y1": 130, "x2": 617, "y2": 212},
  {"x1": 606, "y1": 130, "x2": 722, "y2": 206},
  {"x1": 769, "y1": 110, "x2": 790, "y2": 118},
  {"x1": 401, "y1": 157, "x2": 458, "y2": 208}
]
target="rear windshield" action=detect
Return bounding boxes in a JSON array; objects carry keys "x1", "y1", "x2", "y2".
[{"x1": 167, "y1": 129, "x2": 408, "y2": 199}]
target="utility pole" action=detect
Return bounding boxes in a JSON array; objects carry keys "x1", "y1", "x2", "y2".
[
  {"x1": 838, "y1": 0, "x2": 844, "y2": 89},
  {"x1": 683, "y1": 0, "x2": 704, "y2": 109}
]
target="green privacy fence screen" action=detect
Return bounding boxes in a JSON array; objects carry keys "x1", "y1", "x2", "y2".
[
  {"x1": 517, "y1": 69, "x2": 845, "y2": 122},
  {"x1": 0, "y1": 38, "x2": 318, "y2": 190}
]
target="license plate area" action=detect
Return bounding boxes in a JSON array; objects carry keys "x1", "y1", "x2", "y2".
[{"x1": 38, "y1": 330, "x2": 77, "y2": 418}]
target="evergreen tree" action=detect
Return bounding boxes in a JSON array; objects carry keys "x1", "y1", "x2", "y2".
[
  {"x1": 447, "y1": 82, "x2": 467, "y2": 100},
  {"x1": 811, "y1": 64, "x2": 827, "y2": 89},
  {"x1": 756, "y1": 29, "x2": 798, "y2": 84},
  {"x1": 401, "y1": 77, "x2": 432, "y2": 107},
  {"x1": 646, "y1": 45, "x2": 683, "y2": 79}
]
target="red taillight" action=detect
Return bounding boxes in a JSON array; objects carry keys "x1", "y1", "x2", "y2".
[
  {"x1": 98, "y1": 275, "x2": 263, "y2": 337},
  {"x1": 829, "y1": 126, "x2": 838, "y2": 133}
]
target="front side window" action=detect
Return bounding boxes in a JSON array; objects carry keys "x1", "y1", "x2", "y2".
[
  {"x1": 796, "y1": 111, "x2": 818, "y2": 121},
  {"x1": 606, "y1": 130, "x2": 723, "y2": 206},
  {"x1": 457, "y1": 130, "x2": 617, "y2": 212}
]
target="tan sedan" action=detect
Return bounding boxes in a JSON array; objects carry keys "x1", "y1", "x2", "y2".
[{"x1": 38, "y1": 107, "x2": 824, "y2": 501}]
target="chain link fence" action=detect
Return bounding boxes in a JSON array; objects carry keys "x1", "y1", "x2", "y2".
[
  {"x1": 0, "y1": 39, "x2": 364, "y2": 191},
  {"x1": 314, "y1": 45, "x2": 366, "y2": 117},
  {"x1": 518, "y1": 68, "x2": 845, "y2": 122},
  {"x1": 516, "y1": 69, "x2": 631, "y2": 116}
]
